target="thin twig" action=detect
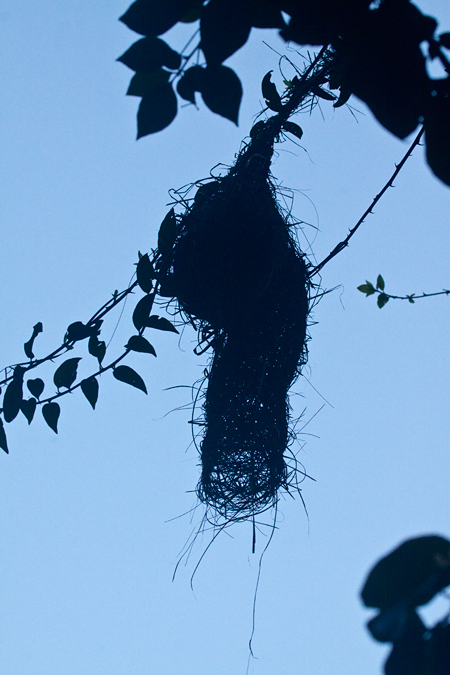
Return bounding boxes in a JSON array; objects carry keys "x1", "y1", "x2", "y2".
[{"x1": 309, "y1": 126, "x2": 425, "y2": 277}]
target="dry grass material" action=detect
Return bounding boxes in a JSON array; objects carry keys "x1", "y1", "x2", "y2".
[{"x1": 159, "y1": 136, "x2": 310, "y2": 522}]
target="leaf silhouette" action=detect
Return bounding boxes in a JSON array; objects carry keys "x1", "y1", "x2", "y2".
[
  {"x1": 200, "y1": 0, "x2": 252, "y2": 65},
  {"x1": 66, "y1": 321, "x2": 92, "y2": 343},
  {"x1": 80, "y1": 377, "x2": 99, "y2": 410},
  {"x1": 261, "y1": 71, "x2": 282, "y2": 112},
  {"x1": 125, "y1": 335, "x2": 157, "y2": 356},
  {"x1": 157, "y1": 208, "x2": 177, "y2": 257},
  {"x1": 146, "y1": 315, "x2": 179, "y2": 333},
  {"x1": 137, "y1": 82, "x2": 177, "y2": 138},
  {"x1": 3, "y1": 371, "x2": 24, "y2": 423},
  {"x1": 23, "y1": 322, "x2": 43, "y2": 359},
  {"x1": 376, "y1": 274, "x2": 385, "y2": 291},
  {"x1": 200, "y1": 65, "x2": 242, "y2": 124},
  {"x1": 0, "y1": 418, "x2": 8, "y2": 453},
  {"x1": 88, "y1": 336, "x2": 106, "y2": 364},
  {"x1": 283, "y1": 121, "x2": 303, "y2": 140},
  {"x1": 113, "y1": 365, "x2": 147, "y2": 394},
  {"x1": 136, "y1": 253, "x2": 154, "y2": 293},
  {"x1": 377, "y1": 293, "x2": 390, "y2": 308},
  {"x1": 42, "y1": 402, "x2": 60, "y2": 433},
  {"x1": 118, "y1": 36, "x2": 181, "y2": 72},
  {"x1": 53, "y1": 357, "x2": 81, "y2": 390},
  {"x1": 120, "y1": 0, "x2": 196, "y2": 37},
  {"x1": 27, "y1": 378, "x2": 45, "y2": 399},
  {"x1": 127, "y1": 70, "x2": 170, "y2": 97},
  {"x1": 133, "y1": 294, "x2": 155, "y2": 331},
  {"x1": 20, "y1": 398, "x2": 37, "y2": 425},
  {"x1": 176, "y1": 65, "x2": 205, "y2": 104}
]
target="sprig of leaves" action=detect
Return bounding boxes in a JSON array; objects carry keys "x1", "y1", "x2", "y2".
[
  {"x1": 358, "y1": 274, "x2": 450, "y2": 308},
  {"x1": 0, "y1": 212, "x2": 181, "y2": 451}
]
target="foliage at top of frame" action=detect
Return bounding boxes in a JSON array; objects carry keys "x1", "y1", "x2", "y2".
[{"x1": 117, "y1": 0, "x2": 450, "y2": 186}]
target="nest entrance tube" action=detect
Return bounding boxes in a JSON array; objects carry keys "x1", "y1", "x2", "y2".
[{"x1": 159, "y1": 133, "x2": 310, "y2": 523}]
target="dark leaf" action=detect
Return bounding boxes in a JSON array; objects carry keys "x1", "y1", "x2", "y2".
[
  {"x1": 425, "y1": 93, "x2": 450, "y2": 187},
  {"x1": 80, "y1": 377, "x2": 99, "y2": 410},
  {"x1": 376, "y1": 274, "x2": 385, "y2": 291},
  {"x1": 3, "y1": 375, "x2": 24, "y2": 423},
  {"x1": 119, "y1": 0, "x2": 196, "y2": 36},
  {"x1": 137, "y1": 82, "x2": 178, "y2": 137},
  {"x1": 53, "y1": 357, "x2": 81, "y2": 390},
  {"x1": 250, "y1": 0, "x2": 285, "y2": 29},
  {"x1": 180, "y1": 0, "x2": 203, "y2": 23},
  {"x1": 21, "y1": 398, "x2": 37, "y2": 425},
  {"x1": 125, "y1": 335, "x2": 157, "y2": 356},
  {"x1": 377, "y1": 293, "x2": 390, "y2": 308},
  {"x1": 200, "y1": 0, "x2": 252, "y2": 65},
  {"x1": 249, "y1": 120, "x2": 266, "y2": 138},
  {"x1": 42, "y1": 402, "x2": 60, "y2": 434},
  {"x1": 282, "y1": 121, "x2": 303, "y2": 140},
  {"x1": 261, "y1": 71, "x2": 282, "y2": 112},
  {"x1": 127, "y1": 70, "x2": 170, "y2": 97},
  {"x1": 146, "y1": 315, "x2": 179, "y2": 333},
  {"x1": 357, "y1": 282, "x2": 376, "y2": 296},
  {"x1": 200, "y1": 65, "x2": 242, "y2": 124},
  {"x1": 113, "y1": 365, "x2": 147, "y2": 394},
  {"x1": 157, "y1": 208, "x2": 177, "y2": 256},
  {"x1": 24, "y1": 321, "x2": 43, "y2": 359},
  {"x1": 133, "y1": 294, "x2": 155, "y2": 331},
  {"x1": 0, "y1": 418, "x2": 8, "y2": 453},
  {"x1": 88, "y1": 336, "x2": 106, "y2": 364},
  {"x1": 407, "y1": 295, "x2": 415, "y2": 304},
  {"x1": 27, "y1": 378, "x2": 45, "y2": 399},
  {"x1": 66, "y1": 321, "x2": 91, "y2": 343},
  {"x1": 361, "y1": 535, "x2": 450, "y2": 610},
  {"x1": 311, "y1": 85, "x2": 335, "y2": 102},
  {"x1": 118, "y1": 36, "x2": 181, "y2": 72},
  {"x1": 333, "y1": 86, "x2": 352, "y2": 109},
  {"x1": 136, "y1": 253, "x2": 155, "y2": 293},
  {"x1": 440, "y1": 32, "x2": 450, "y2": 49},
  {"x1": 176, "y1": 65, "x2": 205, "y2": 104}
]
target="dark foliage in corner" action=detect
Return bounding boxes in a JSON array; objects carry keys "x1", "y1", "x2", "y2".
[
  {"x1": 118, "y1": 0, "x2": 450, "y2": 186},
  {"x1": 361, "y1": 535, "x2": 450, "y2": 675}
]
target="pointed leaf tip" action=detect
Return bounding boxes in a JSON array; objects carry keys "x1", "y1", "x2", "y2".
[
  {"x1": 42, "y1": 402, "x2": 60, "y2": 433},
  {"x1": 0, "y1": 418, "x2": 9, "y2": 453},
  {"x1": 125, "y1": 335, "x2": 157, "y2": 356},
  {"x1": 376, "y1": 274, "x2": 385, "y2": 291},
  {"x1": 146, "y1": 315, "x2": 179, "y2": 333},
  {"x1": 113, "y1": 365, "x2": 147, "y2": 394},
  {"x1": 21, "y1": 398, "x2": 37, "y2": 425},
  {"x1": 80, "y1": 377, "x2": 99, "y2": 410}
]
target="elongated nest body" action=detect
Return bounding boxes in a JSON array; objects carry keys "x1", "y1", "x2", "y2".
[{"x1": 159, "y1": 143, "x2": 310, "y2": 522}]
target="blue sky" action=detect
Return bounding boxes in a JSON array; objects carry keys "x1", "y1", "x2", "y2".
[{"x1": 1, "y1": 2, "x2": 449, "y2": 674}]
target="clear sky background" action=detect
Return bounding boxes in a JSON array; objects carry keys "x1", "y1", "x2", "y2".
[{"x1": 1, "y1": 2, "x2": 449, "y2": 674}]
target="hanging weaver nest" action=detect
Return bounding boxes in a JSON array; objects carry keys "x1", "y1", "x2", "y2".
[{"x1": 158, "y1": 128, "x2": 311, "y2": 524}]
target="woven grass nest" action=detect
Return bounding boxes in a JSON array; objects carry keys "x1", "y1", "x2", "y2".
[{"x1": 159, "y1": 133, "x2": 310, "y2": 523}]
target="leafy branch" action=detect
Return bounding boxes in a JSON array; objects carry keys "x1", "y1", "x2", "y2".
[
  {"x1": 358, "y1": 274, "x2": 450, "y2": 309},
  {"x1": 0, "y1": 212, "x2": 182, "y2": 452}
]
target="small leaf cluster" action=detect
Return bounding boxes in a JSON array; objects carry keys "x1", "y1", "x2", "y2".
[
  {"x1": 0, "y1": 212, "x2": 181, "y2": 453},
  {"x1": 358, "y1": 275, "x2": 390, "y2": 309},
  {"x1": 358, "y1": 275, "x2": 450, "y2": 308}
]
